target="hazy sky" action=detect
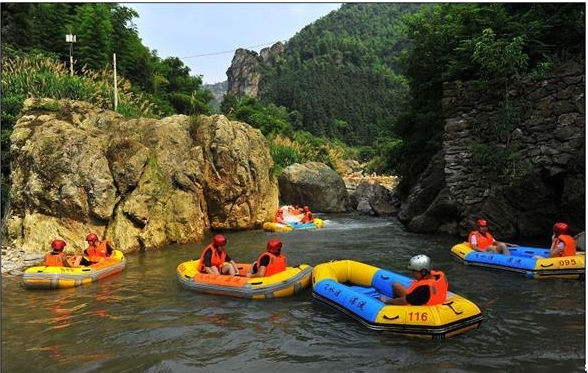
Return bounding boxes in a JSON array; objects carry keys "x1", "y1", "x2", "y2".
[{"x1": 125, "y1": 3, "x2": 342, "y2": 85}]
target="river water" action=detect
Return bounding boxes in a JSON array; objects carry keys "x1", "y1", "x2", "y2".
[{"x1": 2, "y1": 214, "x2": 585, "y2": 373}]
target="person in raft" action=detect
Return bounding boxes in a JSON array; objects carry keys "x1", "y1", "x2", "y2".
[
  {"x1": 84, "y1": 233, "x2": 114, "y2": 264},
  {"x1": 378, "y1": 254, "x2": 448, "y2": 306},
  {"x1": 43, "y1": 239, "x2": 83, "y2": 267},
  {"x1": 549, "y1": 222, "x2": 577, "y2": 257},
  {"x1": 468, "y1": 219, "x2": 513, "y2": 255},
  {"x1": 198, "y1": 234, "x2": 239, "y2": 276},
  {"x1": 300, "y1": 206, "x2": 314, "y2": 223},
  {"x1": 246, "y1": 239, "x2": 288, "y2": 278},
  {"x1": 273, "y1": 208, "x2": 287, "y2": 225}
]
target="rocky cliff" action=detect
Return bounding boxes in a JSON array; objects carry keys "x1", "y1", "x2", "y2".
[
  {"x1": 2, "y1": 99, "x2": 278, "y2": 257},
  {"x1": 399, "y1": 63, "x2": 585, "y2": 238},
  {"x1": 226, "y1": 42, "x2": 285, "y2": 97}
]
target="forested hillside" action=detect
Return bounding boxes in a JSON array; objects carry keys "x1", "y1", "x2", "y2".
[{"x1": 259, "y1": 3, "x2": 421, "y2": 146}]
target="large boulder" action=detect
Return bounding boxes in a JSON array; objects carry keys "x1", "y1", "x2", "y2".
[
  {"x1": 2, "y1": 99, "x2": 277, "y2": 257},
  {"x1": 278, "y1": 162, "x2": 352, "y2": 212}
]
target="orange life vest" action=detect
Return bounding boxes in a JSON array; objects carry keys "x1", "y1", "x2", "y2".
[
  {"x1": 301, "y1": 211, "x2": 314, "y2": 224},
  {"x1": 198, "y1": 244, "x2": 227, "y2": 272},
  {"x1": 43, "y1": 252, "x2": 67, "y2": 267},
  {"x1": 256, "y1": 252, "x2": 287, "y2": 277},
  {"x1": 468, "y1": 230, "x2": 495, "y2": 250},
  {"x1": 406, "y1": 270, "x2": 448, "y2": 305},
  {"x1": 552, "y1": 234, "x2": 577, "y2": 257},
  {"x1": 273, "y1": 210, "x2": 284, "y2": 223},
  {"x1": 85, "y1": 240, "x2": 110, "y2": 262}
]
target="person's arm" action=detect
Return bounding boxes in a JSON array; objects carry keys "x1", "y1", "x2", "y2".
[
  {"x1": 469, "y1": 235, "x2": 484, "y2": 252},
  {"x1": 250, "y1": 256, "x2": 270, "y2": 278},
  {"x1": 549, "y1": 237, "x2": 564, "y2": 257}
]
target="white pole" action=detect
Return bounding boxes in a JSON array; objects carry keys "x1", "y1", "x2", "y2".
[{"x1": 113, "y1": 53, "x2": 118, "y2": 111}]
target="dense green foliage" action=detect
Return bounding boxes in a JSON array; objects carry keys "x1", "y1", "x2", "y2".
[{"x1": 259, "y1": 3, "x2": 419, "y2": 146}]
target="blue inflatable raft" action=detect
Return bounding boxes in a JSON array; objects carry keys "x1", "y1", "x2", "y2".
[
  {"x1": 451, "y1": 242, "x2": 585, "y2": 279},
  {"x1": 312, "y1": 260, "x2": 483, "y2": 339}
]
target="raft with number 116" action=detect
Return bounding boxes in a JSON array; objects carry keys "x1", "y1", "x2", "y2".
[{"x1": 311, "y1": 260, "x2": 483, "y2": 339}]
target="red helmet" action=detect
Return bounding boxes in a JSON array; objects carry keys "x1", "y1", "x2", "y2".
[
  {"x1": 476, "y1": 219, "x2": 488, "y2": 227},
  {"x1": 213, "y1": 234, "x2": 227, "y2": 247},
  {"x1": 553, "y1": 222, "x2": 569, "y2": 235},
  {"x1": 267, "y1": 240, "x2": 282, "y2": 254},
  {"x1": 51, "y1": 239, "x2": 67, "y2": 251},
  {"x1": 303, "y1": 206, "x2": 310, "y2": 212},
  {"x1": 86, "y1": 233, "x2": 98, "y2": 242}
]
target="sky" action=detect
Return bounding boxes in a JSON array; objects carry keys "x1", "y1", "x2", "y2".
[{"x1": 125, "y1": 3, "x2": 342, "y2": 85}]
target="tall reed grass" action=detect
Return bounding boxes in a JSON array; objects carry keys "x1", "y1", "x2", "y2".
[{"x1": 1, "y1": 52, "x2": 163, "y2": 118}]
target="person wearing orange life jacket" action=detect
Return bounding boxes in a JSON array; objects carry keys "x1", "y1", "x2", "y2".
[
  {"x1": 378, "y1": 255, "x2": 448, "y2": 306},
  {"x1": 84, "y1": 233, "x2": 114, "y2": 264},
  {"x1": 300, "y1": 206, "x2": 314, "y2": 224},
  {"x1": 246, "y1": 240, "x2": 288, "y2": 278},
  {"x1": 273, "y1": 208, "x2": 287, "y2": 225},
  {"x1": 468, "y1": 219, "x2": 513, "y2": 255},
  {"x1": 549, "y1": 222, "x2": 577, "y2": 257},
  {"x1": 198, "y1": 234, "x2": 239, "y2": 275},
  {"x1": 43, "y1": 239, "x2": 82, "y2": 267}
]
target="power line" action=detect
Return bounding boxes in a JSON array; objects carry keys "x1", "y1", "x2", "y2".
[{"x1": 180, "y1": 40, "x2": 287, "y2": 59}]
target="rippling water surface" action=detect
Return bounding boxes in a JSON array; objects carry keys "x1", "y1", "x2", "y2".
[{"x1": 2, "y1": 214, "x2": 585, "y2": 372}]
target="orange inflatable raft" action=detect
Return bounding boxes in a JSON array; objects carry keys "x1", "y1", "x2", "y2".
[{"x1": 176, "y1": 260, "x2": 312, "y2": 299}]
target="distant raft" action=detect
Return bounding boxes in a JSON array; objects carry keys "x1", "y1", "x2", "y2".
[
  {"x1": 176, "y1": 260, "x2": 313, "y2": 299},
  {"x1": 263, "y1": 218, "x2": 324, "y2": 232},
  {"x1": 312, "y1": 260, "x2": 483, "y2": 339},
  {"x1": 451, "y1": 242, "x2": 585, "y2": 279},
  {"x1": 22, "y1": 250, "x2": 126, "y2": 290}
]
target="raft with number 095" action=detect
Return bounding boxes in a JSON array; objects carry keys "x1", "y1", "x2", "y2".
[
  {"x1": 450, "y1": 242, "x2": 585, "y2": 279},
  {"x1": 22, "y1": 250, "x2": 126, "y2": 290},
  {"x1": 176, "y1": 260, "x2": 313, "y2": 299},
  {"x1": 262, "y1": 218, "x2": 324, "y2": 232},
  {"x1": 311, "y1": 260, "x2": 483, "y2": 339}
]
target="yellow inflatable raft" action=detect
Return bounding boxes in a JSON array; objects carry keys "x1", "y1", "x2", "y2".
[
  {"x1": 22, "y1": 250, "x2": 126, "y2": 289},
  {"x1": 263, "y1": 218, "x2": 324, "y2": 232},
  {"x1": 312, "y1": 260, "x2": 483, "y2": 339},
  {"x1": 177, "y1": 260, "x2": 312, "y2": 299}
]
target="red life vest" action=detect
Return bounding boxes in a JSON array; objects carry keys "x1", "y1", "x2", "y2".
[
  {"x1": 301, "y1": 211, "x2": 314, "y2": 224},
  {"x1": 406, "y1": 270, "x2": 448, "y2": 305},
  {"x1": 468, "y1": 230, "x2": 495, "y2": 250},
  {"x1": 198, "y1": 244, "x2": 227, "y2": 272},
  {"x1": 43, "y1": 252, "x2": 67, "y2": 267},
  {"x1": 256, "y1": 252, "x2": 287, "y2": 277},
  {"x1": 553, "y1": 234, "x2": 577, "y2": 257}
]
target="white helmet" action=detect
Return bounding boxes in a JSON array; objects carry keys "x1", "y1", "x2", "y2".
[{"x1": 407, "y1": 255, "x2": 431, "y2": 272}]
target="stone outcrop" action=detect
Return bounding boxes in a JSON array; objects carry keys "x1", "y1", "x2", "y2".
[
  {"x1": 348, "y1": 178, "x2": 399, "y2": 216},
  {"x1": 278, "y1": 162, "x2": 352, "y2": 212},
  {"x1": 2, "y1": 99, "x2": 278, "y2": 263},
  {"x1": 226, "y1": 42, "x2": 285, "y2": 98},
  {"x1": 399, "y1": 63, "x2": 585, "y2": 238}
]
